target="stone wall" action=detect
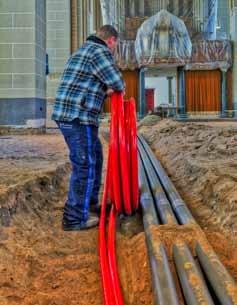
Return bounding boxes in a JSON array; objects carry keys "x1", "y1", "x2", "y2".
[
  {"x1": 0, "y1": 0, "x2": 46, "y2": 128},
  {"x1": 46, "y1": 0, "x2": 70, "y2": 100}
]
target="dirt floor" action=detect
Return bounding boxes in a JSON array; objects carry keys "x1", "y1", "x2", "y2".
[
  {"x1": 0, "y1": 128, "x2": 152, "y2": 305},
  {"x1": 1, "y1": 119, "x2": 237, "y2": 305}
]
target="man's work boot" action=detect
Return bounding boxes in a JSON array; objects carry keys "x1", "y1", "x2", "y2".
[{"x1": 62, "y1": 215, "x2": 99, "y2": 231}]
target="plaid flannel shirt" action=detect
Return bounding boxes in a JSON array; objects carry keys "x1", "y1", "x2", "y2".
[{"x1": 51, "y1": 36, "x2": 125, "y2": 126}]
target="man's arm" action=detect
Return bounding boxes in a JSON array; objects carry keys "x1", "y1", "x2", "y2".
[{"x1": 91, "y1": 48, "x2": 125, "y2": 92}]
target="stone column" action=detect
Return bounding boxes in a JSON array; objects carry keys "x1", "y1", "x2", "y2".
[
  {"x1": 100, "y1": 0, "x2": 110, "y2": 24},
  {"x1": 203, "y1": 0, "x2": 218, "y2": 39},
  {"x1": 71, "y1": 0, "x2": 78, "y2": 53},
  {"x1": 167, "y1": 76, "x2": 173, "y2": 105},
  {"x1": 46, "y1": 0, "x2": 70, "y2": 128},
  {"x1": 94, "y1": 0, "x2": 103, "y2": 31},
  {"x1": 220, "y1": 70, "x2": 227, "y2": 117},
  {"x1": 173, "y1": 0, "x2": 180, "y2": 17},
  {"x1": 230, "y1": 3, "x2": 237, "y2": 117},
  {"x1": 129, "y1": 0, "x2": 136, "y2": 17},
  {"x1": 139, "y1": 68, "x2": 146, "y2": 118},
  {"x1": 178, "y1": 68, "x2": 187, "y2": 118},
  {"x1": 138, "y1": 0, "x2": 145, "y2": 16},
  {"x1": 118, "y1": 0, "x2": 125, "y2": 33},
  {"x1": 0, "y1": 0, "x2": 47, "y2": 129},
  {"x1": 217, "y1": 0, "x2": 230, "y2": 39}
]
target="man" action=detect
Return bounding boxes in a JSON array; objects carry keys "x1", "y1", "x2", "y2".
[{"x1": 52, "y1": 25, "x2": 125, "y2": 231}]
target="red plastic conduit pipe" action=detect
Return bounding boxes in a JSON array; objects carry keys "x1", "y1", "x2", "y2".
[
  {"x1": 110, "y1": 93, "x2": 122, "y2": 213},
  {"x1": 128, "y1": 98, "x2": 139, "y2": 210},
  {"x1": 124, "y1": 101, "x2": 132, "y2": 209},
  {"x1": 117, "y1": 93, "x2": 132, "y2": 215},
  {"x1": 99, "y1": 93, "x2": 139, "y2": 305},
  {"x1": 108, "y1": 204, "x2": 124, "y2": 305},
  {"x1": 99, "y1": 152, "x2": 114, "y2": 305}
]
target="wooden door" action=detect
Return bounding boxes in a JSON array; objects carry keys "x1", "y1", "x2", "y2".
[
  {"x1": 185, "y1": 70, "x2": 221, "y2": 113},
  {"x1": 145, "y1": 89, "x2": 155, "y2": 112}
]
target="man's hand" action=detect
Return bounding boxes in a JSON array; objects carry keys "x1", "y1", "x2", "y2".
[
  {"x1": 106, "y1": 88, "x2": 114, "y2": 96},
  {"x1": 106, "y1": 88, "x2": 125, "y2": 97}
]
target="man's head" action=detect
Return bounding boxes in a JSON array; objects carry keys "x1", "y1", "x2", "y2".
[{"x1": 96, "y1": 25, "x2": 118, "y2": 52}]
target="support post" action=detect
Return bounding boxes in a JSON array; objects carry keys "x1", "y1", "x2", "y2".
[
  {"x1": 129, "y1": 0, "x2": 135, "y2": 17},
  {"x1": 167, "y1": 76, "x2": 173, "y2": 105},
  {"x1": 71, "y1": 0, "x2": 78, "y2": 53},
  {"x1": 230, "y1": 7, "x2": 237, "y2": 118},
  {"x1": 139, "y1": 68, "x2": 146, "y2": 118},
  {"x1": 220, "y1": 69, "x2": 227, "y2": 117},
  {"x1": 0, "y1": 0, "x2": 47, "y2": 130},
  {"x1": 177, "y1": 68, "x2": 187, "y2": 119},
  {"x1": 138, "y1": 0, "x2": 145, "y2": 16}
]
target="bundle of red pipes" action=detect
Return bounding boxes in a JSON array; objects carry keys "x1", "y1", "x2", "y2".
[{"x1": 99, "y1": 93, "x2": 139, "y2": 305}]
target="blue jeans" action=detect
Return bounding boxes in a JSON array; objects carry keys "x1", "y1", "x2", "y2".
[{"x1": 56, "y1": 119, "x2": 103, "y2": 224}]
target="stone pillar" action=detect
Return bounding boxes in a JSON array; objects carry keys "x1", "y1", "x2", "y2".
[
  {"x1": 173, "y1": 0, "x2": 180, "y2": 17},
  {"x1": 138, "y1": 0, "x2": 145, "y2": 16},
  {"x1": 193, "y1": 0, "x2": 202, "y2": 32},
  {"x1": 77, "y1": 0, "x2": 102, "y2": 47},
  {"x1": 178, "y1": 68, "x2": 187, "y2": 118},
  {"x1": 203, "y1": 0, "x2": 218, "y2": 39},
  {"x1": 100, "y1": 0, "x2": 110, "y2": 24},
  {"x1": 118, "y1": 0, "x2": 125, "y2": 33},
  {"x1": 230, "y1": 4, "x2": 237, "y2": 117},
  {"x1": 217, "y1": 0, "x2": 230, "y2": 39},
  {"x1": 129, "y1": 0, "x2": 136, "y2": 17},
  {"x1": 220, "y1": 70, "x2": 227, "y2": 117},
  {"x1": 0, "y1": 0, "x2": 46, "y2": 129},
  {"x1": 46, "y1": 0, "x2": 70, "y2": 100},
  {"x1": 71, "y1": 0, "x2": 78, "y2": 53},
  {"x1": 139, "y1": 68, "x2": 146, "y2": 118},
  {"x1": 167, "y1": 76, "x2": 173, "y2": 105},
  {"x1": 94, "y1": 0, "x2": 103, "y2": 31}
]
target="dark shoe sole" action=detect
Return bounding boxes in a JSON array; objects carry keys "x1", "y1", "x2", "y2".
[
  {"x1": 62, "y1": 225, "x2": 98, "y2": 231},
  {"x1": 62, "y1": 222, "x2": 99, "y2": 231}
]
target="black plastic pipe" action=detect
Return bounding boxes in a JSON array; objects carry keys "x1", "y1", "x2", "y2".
[
  {"x1": 138, "y1": 140, "x2": 178, "y2": 225},
  {"x1": 138, "y1": 135, "x2": 195, "y2": 224},
  {"x1": 173, "y1": 243, "x2": 215, "y2": 305},
  {"x1": 139, "y1": 135, "x2": 237, "y2": 305},
  {"x1": 196, "y1": 242, "x2": 237, "y2": 305},
  {"x1": 138, "y1": 155, "x2": 159, "y2": 228},
  {"x1": 138, "y1": 154, "x2": 179, "y2": 305}
]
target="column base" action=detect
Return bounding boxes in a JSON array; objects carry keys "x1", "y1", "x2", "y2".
[
  {"x1": 0, "y1": 98, "x2": 46, "y2": 128},
  {"x1": 175, "y1": 112, "x2": 188, "y2": 120},
  {"x1": 219, "y1": 112, "x2": 227, "y2": 118}
]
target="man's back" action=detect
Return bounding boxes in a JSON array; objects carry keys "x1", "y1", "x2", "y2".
[{"x1": 52, "y1": 35, "x2": 124, "y2": 126}]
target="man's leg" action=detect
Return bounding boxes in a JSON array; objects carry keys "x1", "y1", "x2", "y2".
[
  {"x1": 57, "y1": 120, "x2": 98, "y2": 228},
  {"x1": 90, "y1": 137, "x2": 103, "y2": 210}
]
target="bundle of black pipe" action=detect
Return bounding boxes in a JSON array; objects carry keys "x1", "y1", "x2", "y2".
[
  {"x1": 138, "y1": 154, "x2": 179, "y2": 305},
  {"x1": 138, "y1": 139, "x2": 177, "y2": 225},
  {"x1": 138, "y1": 144, "x2": 215, "y2": 305},
  {"x1": 138, "y1": 135, "x2": 195, "y2": 225},
  {"x1": 138, "y1": 134, "x2": 237, "y2": 305}
]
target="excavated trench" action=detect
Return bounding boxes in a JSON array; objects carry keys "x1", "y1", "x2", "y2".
[
  {"x1": 0, "y1": 134, "x2": 153, "y2": 305},
  {"x1": 0, "y1": 160, "x2": 153, "y2": 305},
  {"x1": 1, "y1": 121, "x2": 237, "y2": 305}
]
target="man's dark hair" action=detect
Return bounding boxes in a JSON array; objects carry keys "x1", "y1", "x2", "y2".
[{"x1": 96, "y1": 25, "x2": 118, "y2": 40}]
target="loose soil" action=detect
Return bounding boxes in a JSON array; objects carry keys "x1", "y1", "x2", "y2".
[
  {"x1": 0, "y1": 131, "x2": 152, "y2": 305},
  {"x1": 139, "y1": 118, "x2": 237, "y2": 282},
  {"x1": 1, "y1": 119, "x2": 237, "y2": 305}
]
